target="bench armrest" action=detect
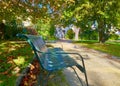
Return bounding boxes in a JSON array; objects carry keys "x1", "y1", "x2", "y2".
[
  {"x1": 36, "y1": 50, "x2": 85, "y2": 70},
  {"x1": 36, "y1": 50, "x2": 84, "y2": 61}
]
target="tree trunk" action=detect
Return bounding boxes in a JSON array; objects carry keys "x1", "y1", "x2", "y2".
[
  {"x1": 72, "y1": 26, "x2": 80, "y2": 40},
  {"x1": 98, "y1": 21, "x2": 105, "y2": 43},
  {"x1": 0, "y1": 23, "x2": 5, "y2": 39}
]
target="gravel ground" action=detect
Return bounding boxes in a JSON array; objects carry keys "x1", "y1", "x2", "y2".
[{"x1": 51, "y1": 41, "x2": 120, "y2": 86}]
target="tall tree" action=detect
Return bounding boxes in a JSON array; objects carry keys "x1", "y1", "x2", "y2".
[
  {"x1": 60, "y1": 0, "x2": 120, "y2": 43},
  {"x1": 89, "y1": 0, "x2": 120, "y2": 43}
]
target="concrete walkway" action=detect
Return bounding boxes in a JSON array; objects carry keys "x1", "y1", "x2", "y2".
[{"x1": 50, "y1": 41, "x2": 120, "y2": 86}]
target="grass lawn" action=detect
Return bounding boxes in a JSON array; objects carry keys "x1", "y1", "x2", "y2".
[
  {"x1": 74, "y1": 40, "x2": 120, "y2": 58},
  {"x1": 0, "y1": 41, "x2": 34, "y2": 86}
]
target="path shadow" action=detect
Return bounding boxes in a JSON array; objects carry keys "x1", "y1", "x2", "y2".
[{"x1": 63, "y1": 67, "x2": 90, "y2": 86}]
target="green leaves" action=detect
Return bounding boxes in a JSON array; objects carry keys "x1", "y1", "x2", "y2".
[{"x1": 0, "y1": 0, "x2": 120, "y2": 30}]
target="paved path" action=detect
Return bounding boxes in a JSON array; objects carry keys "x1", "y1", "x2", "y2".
[{"x1": 51, "y1": 41, "x2": 120, "y2": 86}]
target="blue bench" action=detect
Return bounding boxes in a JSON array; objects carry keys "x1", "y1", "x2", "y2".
[{"x1": 16, "y1": 34, "x2": 89, "y2": 86}]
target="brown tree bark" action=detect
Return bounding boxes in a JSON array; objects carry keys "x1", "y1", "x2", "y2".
[
  {"x1": 98, "y1": 20, "x2": 105, "y2": 43},
  {"x1": 0, "y1": 23, "x2": 5, "y2": 39}
]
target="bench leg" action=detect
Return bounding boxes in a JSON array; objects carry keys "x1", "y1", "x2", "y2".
[
  {"x1": 71, "y1": 67, "x2": 84, "y2": 86},
  {"x1": 76, "y1": 65, "x2": 89, "y2": 86},
  {"x1": 37, "y1": 70, "x2": 52, "y2": 86},
  {"x1": 77, "y1": 54, "x2": 89, "y2": 86},
  {"x1": 37, "y1": 70, "x2": 44, "y2": 86},
  {"x1": 38, "y1": 70, "x2": 64, "y2": 86},
  {"x1": 83, "y1": 68, "x2": 89, "y2": 86},
  {"x1": 42, "y1": 72, "x2": 51, "y2": 86}
]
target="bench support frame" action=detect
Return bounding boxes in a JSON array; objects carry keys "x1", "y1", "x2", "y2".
[{"x1": 16, "y1": 34, "x2": 89, "y2": 86}]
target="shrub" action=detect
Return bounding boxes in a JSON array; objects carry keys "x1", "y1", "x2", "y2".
[
  {"x1": 66, "y1": 29, "x2": 74, "y2": 39},
  {"x1": 4, "y1": 25, "x2": 23, "y2": 40},
  {"x1": 80, "y1": 29, "x2": 98, "y2": 40},
  {"x1": 109, "y1": 34, "x2": 119, "y2": 40}
]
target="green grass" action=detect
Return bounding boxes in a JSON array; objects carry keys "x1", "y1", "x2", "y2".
[
  {"x1": 0, "y1": 41, "x2": 34, "y2": 86},
  {"x1": 74, "y1": 40, "x2": 120, "y2": 58}
]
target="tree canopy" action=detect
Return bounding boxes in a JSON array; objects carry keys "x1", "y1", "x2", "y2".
[{"x1": 0, "y1": 0, "x2": 120, "y2": 42}]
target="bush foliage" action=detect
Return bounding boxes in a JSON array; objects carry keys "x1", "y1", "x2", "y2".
[{"x1": 66, "y1": 29, "x2": 74, "y2": 39}]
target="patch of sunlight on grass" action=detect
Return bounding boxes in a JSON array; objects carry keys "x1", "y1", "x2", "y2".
[
  {"x1": 13, "y1": 56, "x2": 25, "y2": 66},
  {"x1": 0, "y1": 81, "x2": 3, "y2": 84},
  {"x1": 0, "y1": 41, "x2": 23, "y2": 53},
  {"x1": 0, "y1": 43, "x2": 5, "y2": 47},
  {"x1": 75, "y1": 40, "x2": 120, "y2": 58},
  {"x1": 88, "y1": 43, "x2": 120, "y2": 57},
  {"x1": 0, "y1": 42, "x2": 7, "y2": 51}
]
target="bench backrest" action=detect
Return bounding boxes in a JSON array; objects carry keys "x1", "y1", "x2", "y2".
[
  {"x1": 27, "y1": 35, "x2": 47, "y2": 51},
  {"x1": 17, "y1": 34, "x2": 48, "y2": 66}
]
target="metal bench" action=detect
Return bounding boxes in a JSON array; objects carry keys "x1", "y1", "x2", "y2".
[{"x1": 16, "y1": 34, "x2": 89, "y2": 86}]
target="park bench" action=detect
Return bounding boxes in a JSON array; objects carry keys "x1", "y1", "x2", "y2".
[{"x1": 16, "y1": 33, "x2": 89, "y2": 86}]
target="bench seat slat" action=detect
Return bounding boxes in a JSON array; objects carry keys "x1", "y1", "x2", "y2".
[{"x1": 40, "y1": 52, "x2": 78, "y2": 71}]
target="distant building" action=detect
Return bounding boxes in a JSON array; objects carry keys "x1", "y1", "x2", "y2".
[{"x1": 55, "y1": 25, "x2": 65, "y2": 39}]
